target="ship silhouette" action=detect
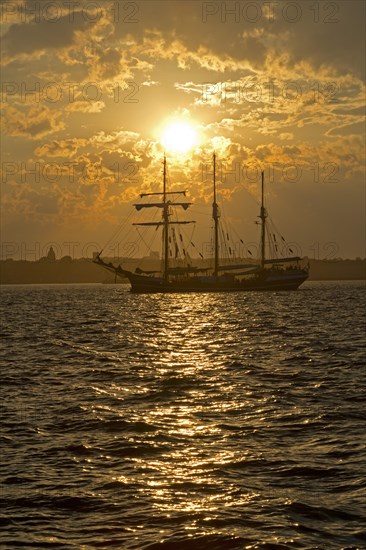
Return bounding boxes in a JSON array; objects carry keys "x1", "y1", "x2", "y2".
[{"x1": 94, "y1": 154, "x2": 309, "y2": 293}]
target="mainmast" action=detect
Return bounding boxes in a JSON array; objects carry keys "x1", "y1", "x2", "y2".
[
  {"x1": 213, "y1": 152, "x2": 219, "y2": 277},
  {"x1": 260, "y1": 170, "x2": 267, "y2": 269},
  {"x1": 163, "y1": 154, "x2": 169, "y2": 281}
]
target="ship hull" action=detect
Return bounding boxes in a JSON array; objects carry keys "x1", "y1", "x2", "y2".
[{"x1": 125, "y1": 269, "x2": 308, "y2": 294}]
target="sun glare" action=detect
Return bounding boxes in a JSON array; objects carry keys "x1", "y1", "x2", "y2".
[{"x1": 161, "y1": 121, "x2": 198, "y2": 154}]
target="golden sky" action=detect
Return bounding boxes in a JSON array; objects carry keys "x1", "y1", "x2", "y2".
[{"x1": 1, "y1": 0, "x2": 365, "y2": 259}]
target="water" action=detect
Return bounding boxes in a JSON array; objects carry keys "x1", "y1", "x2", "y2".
[{"x1": 1, "y1": 281, "x2": 365, "y2": 550}]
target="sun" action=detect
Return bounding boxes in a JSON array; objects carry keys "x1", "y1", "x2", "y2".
[{"x1": 161, "y1": 121, "x2": 198, "y2": 154}]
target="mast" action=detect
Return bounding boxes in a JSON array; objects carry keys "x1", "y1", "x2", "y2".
[
  {"x1": 132, "y1": 156, "x2": 194, "y2": 279},
  {"x1": 260, "y1": 170, "x2": 267, "y2": 269},
  {"x1": 213, "y1": 152, "x2": 219, "y2": 277},
  {"x1": 163, "y1": 154, "x2": 169, "y2": 281}
]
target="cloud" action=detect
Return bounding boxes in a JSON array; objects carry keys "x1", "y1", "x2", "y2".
[
  {"x1": 1, "y1": 11, "x2": 91, "y2": 62},
  {"x1": 34, "y1": 138, "x2": 88, "y2": 158},
  {"x1": 65, "y1": 100, "x2": 106, "y2": 113},
  {"x1": 279, "y1": 133, "x2": 294, "y2": 140},
  {"x1": 2, "y1": 104, "x2": 64, "y2": 138}
]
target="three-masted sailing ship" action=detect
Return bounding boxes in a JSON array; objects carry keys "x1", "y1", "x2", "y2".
[{"x1": 94, "y1": 154, "x2": 309, "y2": 292}]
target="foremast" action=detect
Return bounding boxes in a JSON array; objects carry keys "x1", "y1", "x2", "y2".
[
  {"x1": 132, "y1": 156, "x2": 194, "y2": 281},
  {"x1": 163, "y1": 154, "x2": 169, "y2": 282},
  {"x1": 212, "y1": 152, "x2": 220, "y2": 277}
]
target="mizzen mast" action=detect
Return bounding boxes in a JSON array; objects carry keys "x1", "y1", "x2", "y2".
[{"x1": 259, "y1": 170, "x2": 267, "y2": 269}]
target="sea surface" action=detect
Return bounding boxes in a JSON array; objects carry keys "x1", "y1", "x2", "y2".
[{"x1": 1, "y1": 281, "x2": 365, "y2": 550}]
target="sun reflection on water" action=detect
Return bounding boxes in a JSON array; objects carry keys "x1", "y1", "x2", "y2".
[{"x1": 89, "y1": 293, "x2": 260, "y2": 522}]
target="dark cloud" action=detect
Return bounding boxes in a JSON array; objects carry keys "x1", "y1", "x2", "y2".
[
  {"x1": 2, "y1": 12, "x2": 93, "y2": 58},
  {"x1": 3, "y1": 105, "x2": 65, "y2": 139}
]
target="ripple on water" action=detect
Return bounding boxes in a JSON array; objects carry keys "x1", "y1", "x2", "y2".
[{"x1": 0, "y1": 281, "x2": 365, "y2": 549}]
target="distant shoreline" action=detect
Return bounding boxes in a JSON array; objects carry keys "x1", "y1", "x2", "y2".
[{"x1": 1, "y1": 258, "x2": 365, "y2": 285}]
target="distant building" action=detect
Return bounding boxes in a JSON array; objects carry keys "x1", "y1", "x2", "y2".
[{"x1": 46, "y1": 246, "x2": 56, "y2": 261}]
